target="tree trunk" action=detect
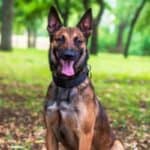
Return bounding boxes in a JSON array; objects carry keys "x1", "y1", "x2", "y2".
[
  {"x1": 32, "y1": 30, "x2": 36, "y2": 48},
  {"x1": 90, "y1": 0, "x2": 105, "y2": 54},
  {"x1": 115, "y1": 22, "x2": 126, "y2": 53},
  {"x1": 27, "y1": 27, "x2": 37, "y2": 48},
  {"x1": 90, "y1": 22, "x2": 99, "y2": 54},
  {"x1": 63, "y1": 0, "x2": 70, "y2": 26},
  {"x1": 27, "y1": 27, "x2": 32, "y2": 48},
  {"x1": 124, "y1": 0, "x2": 147, "y2": 57},
  {"x1": 1, "y1": 0, "x2": 14, "y2": 51},
  {"x1": 83, "y1": 0, "x2": 89, "y2": 10},
  {"x1": 54, "y1": 0, "x2": 70, "y2": 26},
  {"x1": 27, "y1": 24, "x2": 37, "y2": 48}
]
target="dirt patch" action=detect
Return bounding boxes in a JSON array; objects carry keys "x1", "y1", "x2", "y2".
[
  {"x1": 0, "y1": 83, "x2": 45, "y2": 102},
  {"x1": 0, "y1": 108, "x2": 45, "y2": 150}
]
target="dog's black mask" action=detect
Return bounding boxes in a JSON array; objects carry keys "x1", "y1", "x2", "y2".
[{"x1": 59, "y1": 49, "x2": 80, "y2": 61}]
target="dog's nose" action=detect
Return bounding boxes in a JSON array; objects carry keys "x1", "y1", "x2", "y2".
[{"x1": 62, "y1": 49, "x2": 77, "y2": 60}]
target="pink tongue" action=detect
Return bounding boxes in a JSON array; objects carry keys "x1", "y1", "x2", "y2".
[{"x1": 61, "y1": 60, "x2": 75, "y2": 76}]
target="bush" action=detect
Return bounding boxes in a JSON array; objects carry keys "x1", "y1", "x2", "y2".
[
  {"x1": 129, "y1": 31, "x2": 150, "y2": 56},
  {"x1": 97, "y1": 28, "x2": 116, "y2": 52}
]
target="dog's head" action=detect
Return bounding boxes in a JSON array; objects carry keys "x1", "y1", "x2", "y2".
[{"x1": 47, "y1": 7, "x2": 92, "y2": 78}]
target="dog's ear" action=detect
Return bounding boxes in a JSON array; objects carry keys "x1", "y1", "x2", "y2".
[
  {"x1": 77, "y1": 8, "x2": 93, "y2": 38},
  {"x1": 47, "y1": 6, "x2": 62, "y2": 34}
]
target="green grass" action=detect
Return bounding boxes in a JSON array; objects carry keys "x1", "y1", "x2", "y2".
[{"x1": 0, "y1": 49, "x2": 150, "y2": 125}]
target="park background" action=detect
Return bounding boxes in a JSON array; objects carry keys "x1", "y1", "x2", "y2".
[{"x1": 0, "y1": 0, "x2": 150, "y2": 149}]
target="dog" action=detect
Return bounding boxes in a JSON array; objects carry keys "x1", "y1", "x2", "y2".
[{"x1": 44, "y1": 6, "x2": 124, "y2": 150}]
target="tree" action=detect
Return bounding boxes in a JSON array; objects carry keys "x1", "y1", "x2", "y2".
[
  {"x1": 124, "y1": 0, "x2": 147, "y2": 57},
  {"x1": 15, "y1": 0, "x2": 50, "y2": 48},
  {"x1": 82, "y1": 0, "x2": 105, "y2": 54},
  {"x1": 91, "y1": 0, "x2": 105, "y2": 54},
  {"x1": 1, "y1": 0, "x2": 14, "y2": 50},
  {"x1": 0, "y1": 1, "x2": 2, "y2": 31},
  {"x1": 113, "y1": 0, "x2": 137, "y2": 53},
  {"x1": 54, "y1": 0, "x2": 71, "y2": 26},
  {"x1": 136, "y1": 2, "x2": 150, "y2": 30},
  {"x1": 115, "y1": 22, "x2": 127, "y2": 53},
  {"x1": 136, "y1": 2, "x2": 150, "y2": 55}
]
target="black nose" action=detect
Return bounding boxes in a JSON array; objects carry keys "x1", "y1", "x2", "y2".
[{"x1": 62, "y1": 49, "x2": 77, "y2": 60}]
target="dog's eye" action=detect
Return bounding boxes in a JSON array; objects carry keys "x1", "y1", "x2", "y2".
[
  {"x1": 74, "y1": 37, "x2": 83, "y2": 46},
  {"x1": 55, "y1": 35, "x2": 65, "y2": 44}
]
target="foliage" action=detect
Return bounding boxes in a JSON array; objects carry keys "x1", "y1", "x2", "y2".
[
  {"x1": 97, "y1": 27, "x2": 116, "y2": 52},
  {"x1": 136, "y1": 2, "x2": 150, "y2": 30},
  {"x1": 99, "y1": 0, "x2": 150, "y2": 56},
  {"x1": 129, "y1": 30, "x2": 150, "y2": 55},
  {"x1": 14, "y1": 0, "x2": 51, "y2": 34},
  {"x1": 0, "y1": 0, "x2": 2, "y2": 25},
  {"x1": 114, "y1": 0, "x2": 136, "y2": 23}
]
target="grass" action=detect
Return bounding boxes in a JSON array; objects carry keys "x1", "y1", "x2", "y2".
[{"x1": 0, "y1": 49, "x2": 150, "y2": 125}]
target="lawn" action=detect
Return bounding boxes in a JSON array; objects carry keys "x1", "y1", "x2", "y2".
[{"x1": 0, "y1": 49, "x2": 150, "y2": 149}]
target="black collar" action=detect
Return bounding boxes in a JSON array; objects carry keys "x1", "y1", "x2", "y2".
[{"x1": 53, "y1": 68, "x2": 89, "y2": 88}]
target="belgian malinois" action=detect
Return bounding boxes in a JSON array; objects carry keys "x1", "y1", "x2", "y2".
[{"x1": 44, "y1": 6, "x2": 124, "y2": 150}]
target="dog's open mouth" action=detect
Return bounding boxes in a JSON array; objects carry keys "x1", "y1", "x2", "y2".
[{"x1": 60, "y1": 59, "x2": 75, "y2": 77}]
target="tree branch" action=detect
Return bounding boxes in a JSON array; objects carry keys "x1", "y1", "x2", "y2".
[
  {"x1": 54, "y1": 0, "x2": 62, "y2": 16},
  {"x1": 124, "y1": 0, "x2": 147, "y2": 57}
]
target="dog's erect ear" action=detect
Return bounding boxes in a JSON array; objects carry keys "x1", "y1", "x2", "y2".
[
  {"x1": 47, "y1": 6, "x2": 62, "y2": 34},
  {"x1": 77, "y1": 8, "x2": 93, "y2": 38}
]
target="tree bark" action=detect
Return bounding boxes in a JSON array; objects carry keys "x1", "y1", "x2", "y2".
[
  {"x1": 54, "y1": 0, "x2": 70, "y2": 26},
  {"x1": 61, "y1": 0, "x2": 71, "y2": 26},
  {"x1": 27, "y1": 27, "x2": 32, "y2": 48},
  {"x1": 124, "y1": 0, "x2": 147, "y2": 57},
  {"x1": 90, "y1": 23, "x2": 99, "y2": 54},
  {"x1": 90, "y1": 0, "x2": 105, "y2": 54},
  {"x1": 83, "y1": 0, "x2": 90, "y2": 10},
  {"x1": 115, "y1": 22, "x2": 126, "y2": 53},
  {"x1": 27, "y1": 27, "x2": 37, "y2": 48},
  {"x1": 1, "y1": 0, "x2": 14, "y2": 50},
  {"x1": 32, "y1": 30, "x2": 37, "y2": 48}
]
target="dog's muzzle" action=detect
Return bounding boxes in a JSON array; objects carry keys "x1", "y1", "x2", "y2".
[
  {"x1": 59, "y1": 49, "x2": 80, "y2": 61},
  {"x1": 57, "y1": 49, "x2": 81, "y2": 77}
]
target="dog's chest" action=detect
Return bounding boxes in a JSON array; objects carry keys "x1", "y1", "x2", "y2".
[
  {"x1": 46, "y1": 87, "x2": 84, "y2": 145},
  {"x1": 47, "y1": 97, "x2": 79, "y2": 122},
  {"x1": 47, "y1": 87, "x2": 80, "y2": 122}
]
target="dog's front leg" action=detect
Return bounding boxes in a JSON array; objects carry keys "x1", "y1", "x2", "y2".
[
  {"x1": 46, "y1": 127, "x2": 58, "y2": 150},
  {"x1": 77, "y1": 97, "x2": 96, "y2": 150},
  {"x1": 111, "y1": 140, "x2": 124, "y2": 150},
  {"x1": 78, "y1": 129, "x2": 94, "y2": 150},
  {"x1": 45, "y1": 110, "x2": 59, "y2": 150}
]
